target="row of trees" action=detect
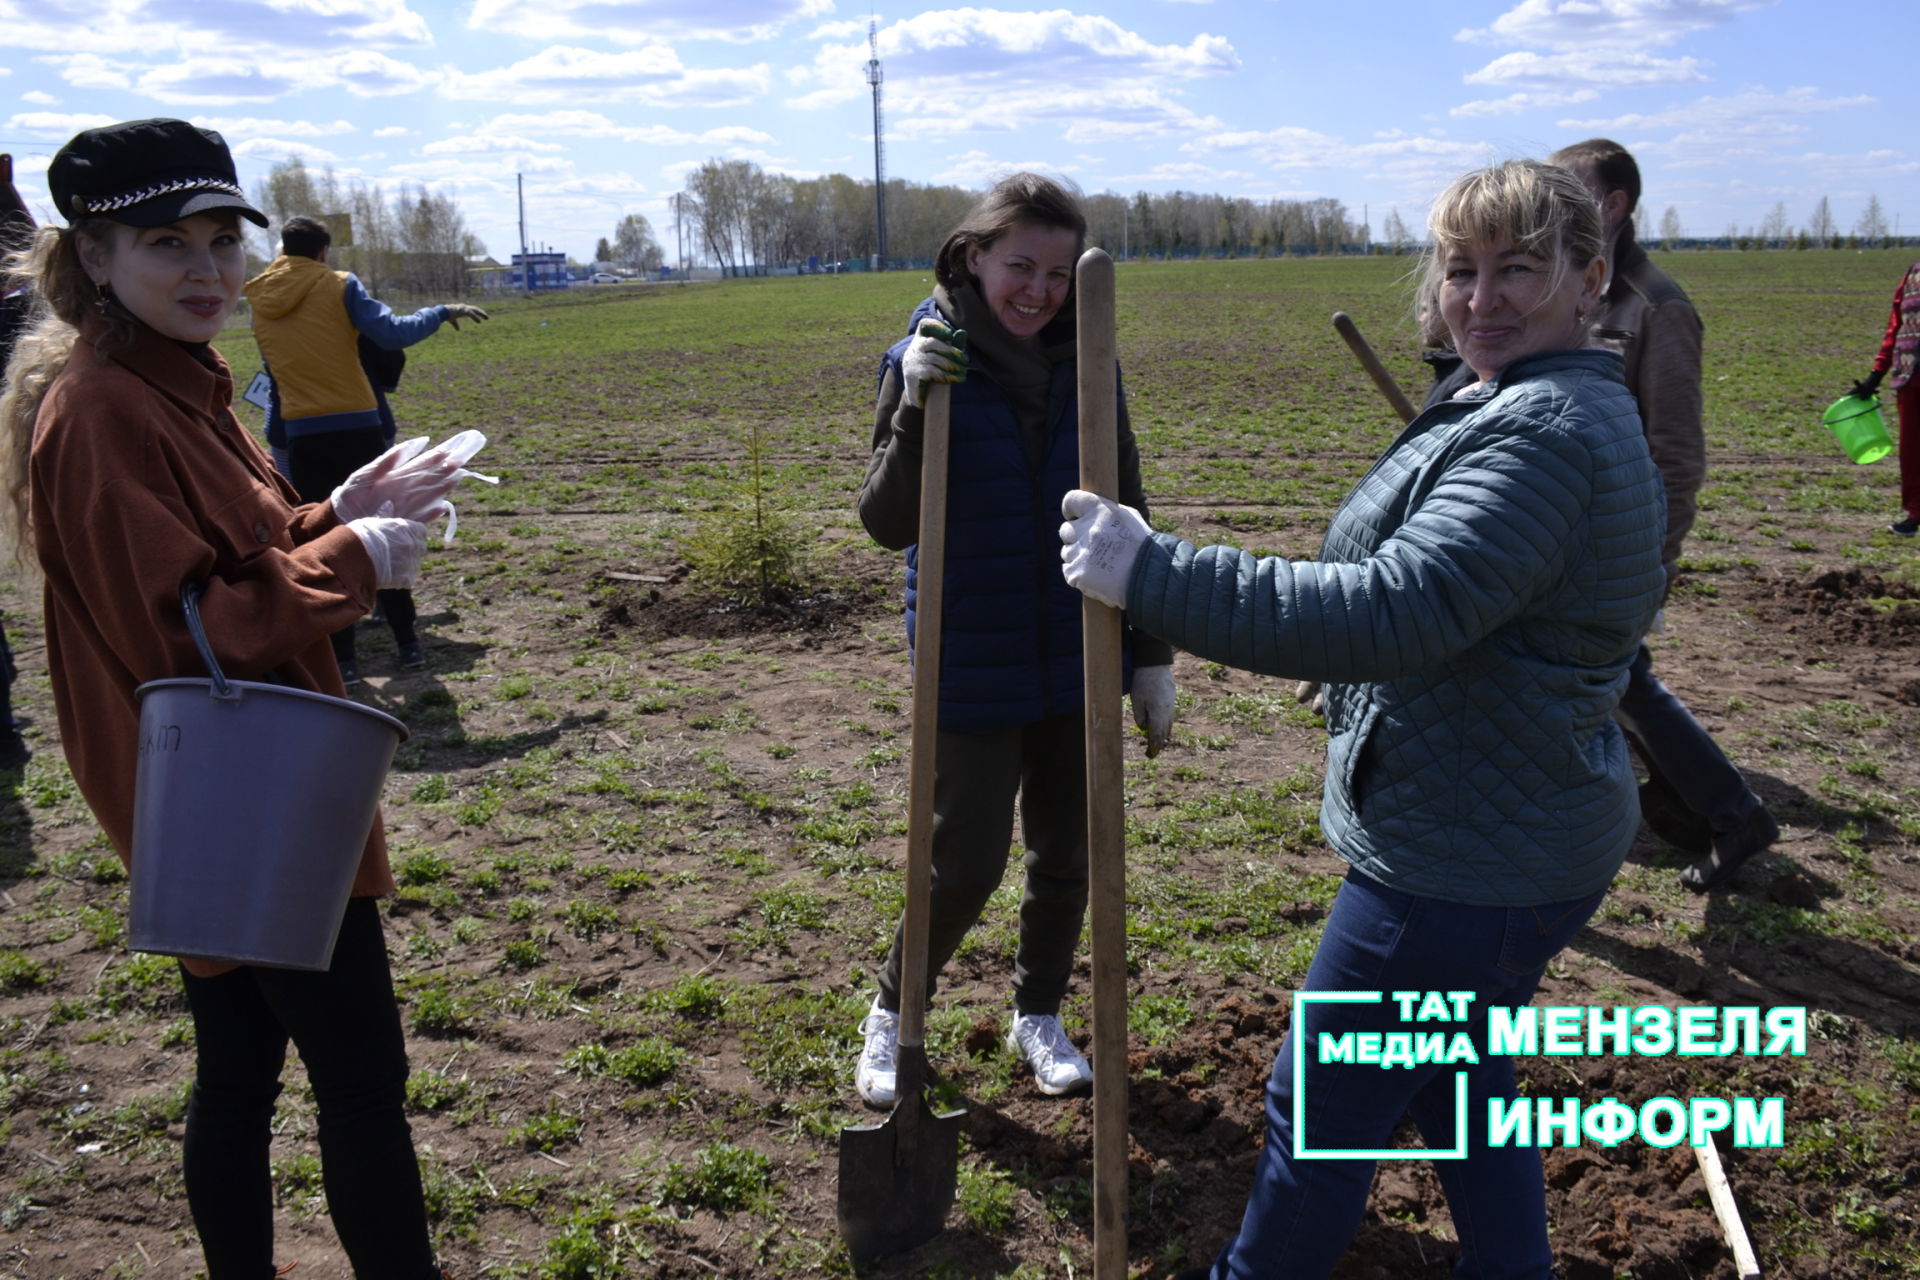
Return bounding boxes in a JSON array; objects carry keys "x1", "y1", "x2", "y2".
[
  {"x1": 1626, "y1": 193, "x2": 1898, "y2": 252},
  {"x1": 252, "y1": 157, "x2": 484, "y2": 298},
  {"x1": 592, "y1": 214, "x2": 665, "y2": 274},
  {"x1": 668, "y1": 159, "x2": 1369, "y2": 274}
]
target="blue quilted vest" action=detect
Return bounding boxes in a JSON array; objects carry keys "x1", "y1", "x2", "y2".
[{"x1": 884, "y1": 299, "x2": 1127, "y2": 732}]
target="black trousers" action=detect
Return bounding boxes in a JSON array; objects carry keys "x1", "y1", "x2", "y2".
[
  {"x1": 179, "y1": 898, "x2": 437, "y2": 1280},
  {"x1": 876, "y1": 711, "x2": 1089, "y2": 1017},
  {"x1": 286, "y1": 427, "x2": 418, "y2": 663}
]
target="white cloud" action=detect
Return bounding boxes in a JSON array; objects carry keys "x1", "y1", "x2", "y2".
[
  {"x1": 1465, "y1": 50, "x2": 1708, "y2": 87},
  {"x1": 423, "y1": 133, "x2": 568, "y2": 156},
  {"x1": 790, "y1": 10, "x2": 1237, "y2": 152},
  {"x1": 1185, "y1": 126, "x2": 1493, "y2": 205},
  {"x1": 40, "y1": 49, "x2": 432, "y2": 105},
  {"x1": 4, "y1": 0, "x2": 434, "y2": 56},
  {"x1": 1559, "y1": 86, "x2": 1876, "y2": 169},
  {"x1": 229, "y1": 136, "x2": 345, "y2": 166},
  {"x1": 930, "y1": 150, "x2": 1079, "y2": 187},
  {"x1": 794, "y1": 9, "x2": 1238, "y2": 97},
  {"x1": 441, "y1": 46, "x2": 769, "y2": 108},
  {"x1": 22, "y1": 90, "x2": 58, "y2": 104},
  {"x1": 457, "y1": 111, "x2": 774, "y2": 149},
  {"x1": 331, "y1": 50, "x2": 435, "y2": 97},
  {"x1": 195, "y1": 116, "x2": 358, "y2": 139},
  {"x1": 1450, "y1": 88, "x2": 1600, "y2": 117},
  {"x1": 467, "y1": 0, "x2": 831, "y2": 45},
  {"x1": 809, "y1": 18, "x2": 869, "y2": 39},
  {"x1": 42, "y1": 54, "x2": 136, "y2": 93},
  {"x1": 373, "y1": 126, "x2": 413, "y2": 138},
  {"x1": 890, "y1": 85, "x2": 1221, "y2": 145},
  {"x1": 1457, "y1": 0, "x2": 1778, "y2": 51},
  {"x1": 3, "y1": 111, "x2": 118, "y2": 137}
]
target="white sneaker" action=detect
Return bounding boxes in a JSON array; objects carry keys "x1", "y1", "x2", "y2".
[
  {"x1": 855, "y1": 998, "x2": 900, "y2": 1108},
  {"x1": 1008, "y1": 1012, "x2": 1093, "y2": 1096}
]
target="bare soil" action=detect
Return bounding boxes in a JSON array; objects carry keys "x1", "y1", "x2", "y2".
[{"x1": 3, "y1": 483, "x2": 1918, "y2": 1280}]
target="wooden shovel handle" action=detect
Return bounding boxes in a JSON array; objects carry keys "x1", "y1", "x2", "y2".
[
  {"x1": 1076, "y1": 248, "x2": 1129, "y2": 1280},
  {"x1": 1333, "y1": 310, "x2": 1417, "y2": 425},
  {"x1": 896, "y1": 382, "x2": 949, "y2": 1054}
]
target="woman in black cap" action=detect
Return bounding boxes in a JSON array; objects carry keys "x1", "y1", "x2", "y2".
[{"x1": 0, "y1": 118, "x2": 455, "y2": 1280}]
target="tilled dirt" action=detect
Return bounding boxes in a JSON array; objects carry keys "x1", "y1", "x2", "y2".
[{"x1": 3, "y1": 489, "x2": 1918, "y2": 1280}]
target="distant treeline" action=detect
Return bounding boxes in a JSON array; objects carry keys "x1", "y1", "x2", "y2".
[
  {"x1": 672, "y1": 158, "x2": 1366, "y2": 275},
  {"x1": 251, "y1": 157, "x2": 484, "y2": 298}
]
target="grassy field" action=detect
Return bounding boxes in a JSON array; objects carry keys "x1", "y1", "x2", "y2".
[{"x1": 3, "y1": 249, "x2": 1918, "y2": 1280}]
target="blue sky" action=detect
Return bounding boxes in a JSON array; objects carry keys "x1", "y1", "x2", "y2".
[{"x1": 2, "y1": 0, "x2": 1912, "y2": 261}]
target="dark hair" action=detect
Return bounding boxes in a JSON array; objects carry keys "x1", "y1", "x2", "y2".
[
  {"x1": 1549, "y1": 138, "x2": 1640, "y2": 215},
  {"x1": 0, "y1": 161, "x2": 32, "y2": 256},
  {"x1": 281, "y1": 215, "x2": 332, "y2": 260},
  {"x1": 933, "y1": 172, "x2": 1086, "y2": 290}
]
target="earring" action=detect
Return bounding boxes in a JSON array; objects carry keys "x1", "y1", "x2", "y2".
[{"x1": 94, "y1": 281, "x2": 114, "y2": 315}]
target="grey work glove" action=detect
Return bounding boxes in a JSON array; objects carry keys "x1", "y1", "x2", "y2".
[
  {"x1": 1131, "y1": 664, "x2": 1176, "y2": 757},
  {"x1": 901, "y1": 318, "x2": 968, "y2": 409},
  {"x1": 443, "y1": 303, "x2": 490, "y2": 330},
  {"x1": 347, "y1": 516, "x2": 429, "y2": 589},
  {"x1": 1059, "y1": 489, "x2": 1151, "y2": 610}
]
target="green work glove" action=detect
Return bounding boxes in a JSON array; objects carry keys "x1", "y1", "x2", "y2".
[{"x1": 902, "y1": 318, "x2": 968, "y2": 409}]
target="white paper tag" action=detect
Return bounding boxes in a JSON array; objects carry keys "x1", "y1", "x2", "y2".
[{"x1": 242, "y1": 371, "x2": 274, "y2": 412}]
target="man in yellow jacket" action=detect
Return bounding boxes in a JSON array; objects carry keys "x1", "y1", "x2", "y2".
[{"x1": 245, "y1": 215, "x2": 487, "y2": 684}]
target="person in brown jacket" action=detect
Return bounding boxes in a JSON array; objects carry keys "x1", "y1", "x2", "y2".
[
  {"x1": 1549, "y1": 138, "x2": 1779, "y2": 891},
  {"x1": 0, "y1": 118, "x2": 458, "y2": 1280}
]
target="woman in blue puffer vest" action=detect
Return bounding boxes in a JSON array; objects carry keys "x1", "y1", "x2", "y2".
[
  {"x1": 852, "y1": 172, "x2": 1175, "y2": 1107},
  {"x1": 1061, "y1": 161, "x2": 1667, "y2": 1280}
]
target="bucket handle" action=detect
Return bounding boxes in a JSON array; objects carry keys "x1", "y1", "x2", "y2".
[{"x1": 179, "y1": 580, "x2": 238, "y2": 701}]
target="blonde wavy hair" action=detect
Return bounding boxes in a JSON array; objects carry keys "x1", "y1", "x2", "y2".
[
  {"x1": 0, "y1": 219, "x2": 136, "y2": 568},
  {"x1": 1418, "y1": 160, "x2": 1604, "y2": 328}
]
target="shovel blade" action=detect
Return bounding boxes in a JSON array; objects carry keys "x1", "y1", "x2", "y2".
[{"x1": 836, "y1": 1091, "x2": 966, "y2": 1264}]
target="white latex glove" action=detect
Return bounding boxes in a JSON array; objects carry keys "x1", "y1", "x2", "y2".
[
  {"x1": 901, "y1": 318, "x2": 968, "y2": 410},
  {"x1": 1130, "y1": 664, "x2": 1176, "y2": 758},
  {"x1": 331, "y1": 437, "x2": 457, "y2": 523},
  {"x1": 1059, "y1": 489, "x2": 1151, "y2": 610},
  {"x1": 347, "y1": 516, "x2": 429, "y2": 589},
  {"x1": 331, "y1": 431, "x2": 499, "y2": 542}
]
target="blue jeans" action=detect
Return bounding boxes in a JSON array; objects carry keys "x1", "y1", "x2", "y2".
[
  {"x1": 1202, "y1": 872, "x2": 1605, "y2": 1280},
  {"x1": 1615, "y1": 644, "x2": 1761, "y2": 834}
]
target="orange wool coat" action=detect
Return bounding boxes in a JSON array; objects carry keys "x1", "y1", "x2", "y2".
[{"x1": 30, "y1": 318, "x2": 394, "y2": 973}]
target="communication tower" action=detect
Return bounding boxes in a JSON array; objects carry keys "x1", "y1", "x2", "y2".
[{"x1": 866, "y1": 19, "x2": 887, "y2": 270}]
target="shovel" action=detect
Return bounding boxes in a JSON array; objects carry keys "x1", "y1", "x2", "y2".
[
  {"x1": 837, "y1": 380, "x2": 965, "y2": 1264},
  {"x1": 1076, "y1": 247, "x2": 1129, "y2": 1279}
]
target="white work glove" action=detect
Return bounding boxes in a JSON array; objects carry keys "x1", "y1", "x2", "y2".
[
  {"x1": 331, "y1": 431, "x2": 499, "y2": 542},
  {"x1": 901, "y1": 318, "x2": 968, "y2": 410},
  {"x1": 1130, "y1": 664, "x2": 1176, "y2": 758},
  {"x1": 1059, "y1": 489, "x2": 1151, "y2": 610},
  {"x1": 347, "y1": 516, "x2": 429, "y2": 589}
]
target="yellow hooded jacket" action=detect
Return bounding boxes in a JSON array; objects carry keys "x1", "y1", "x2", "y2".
[{"x1": 243, "y1": 255, "x2": 376, "y2": 427}]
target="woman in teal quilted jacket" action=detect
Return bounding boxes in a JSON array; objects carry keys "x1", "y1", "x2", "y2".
[{"x1": 1059, "y1": 161, "x2": 1666, "y2": 1280}]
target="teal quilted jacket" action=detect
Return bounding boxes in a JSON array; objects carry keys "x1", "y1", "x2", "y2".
[{"x1": 1128, "y1": 348, "x2": 1666, "y2": 907}]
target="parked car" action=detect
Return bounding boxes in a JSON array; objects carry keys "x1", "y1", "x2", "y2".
[{"x1": 590, "y1": 272, "x2": 620, "y2": 284}]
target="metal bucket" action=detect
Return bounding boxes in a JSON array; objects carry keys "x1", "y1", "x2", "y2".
[{"x1": 128, "y1": 583, "x2": 408, "y2": 971}]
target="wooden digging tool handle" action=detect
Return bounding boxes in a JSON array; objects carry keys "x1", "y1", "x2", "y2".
[
  {"x1": 1694, "y1": 1132, "x2": 1762, "y2": 1279},
  {"x1": 898, "y1": 382, "x2": 951, "y2": 1068},
  {"x1": 1333, "y1": 310, "x2": 1417, "y2": 425},
  {"x1": 1075, "y1": 247, "x2": 1128, "y2": 1280}
]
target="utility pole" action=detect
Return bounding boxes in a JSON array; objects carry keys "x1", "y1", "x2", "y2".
[
  {"x1": 866, "y1": 19, "x2": 887, "y2": 272},
  {"x1": 517, "y1": 172, "x2": 529, "y2": 291}
]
